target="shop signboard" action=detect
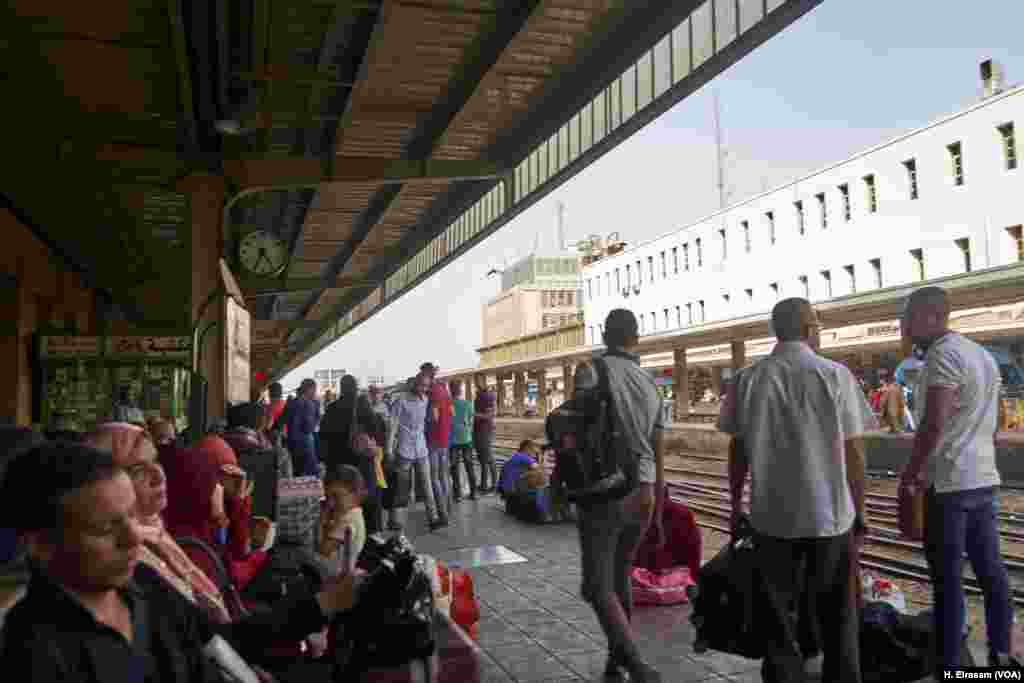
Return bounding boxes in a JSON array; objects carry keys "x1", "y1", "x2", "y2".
[
  {"x1": 39, "y1": 336, "x2": 102, "y2": 358},
  {"x1": 225, "y1": 297, "x2": 251, "y2": 404},
  {"x1": 105, "y1": 336, "x2": 191, "y2": 361}
]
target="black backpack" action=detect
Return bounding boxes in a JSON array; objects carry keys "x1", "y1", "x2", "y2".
[{"x1": 545, "y1": 353, "x2": 637, "y2": 504}]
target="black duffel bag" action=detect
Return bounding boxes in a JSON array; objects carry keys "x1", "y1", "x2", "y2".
[
  {"x1": 330, "y1": 534, "x2": 437, "y2": 679},
  {"x1": 688, "y1": 516, "x2": 769, "y2": 659}
]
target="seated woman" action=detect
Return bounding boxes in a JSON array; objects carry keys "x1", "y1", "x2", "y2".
[
  {"x1": 162, "y1": 435, "x2": 269, "y2": 595},
  {"x1": 498, "y1": 440, "x2": 554, "y2": 523},
  {"x1": 634, "y1": 483, "x2": 702, "y2": 578},
  {"x1": 83, "y1": 422, "x2": 234, "y2": 624}
]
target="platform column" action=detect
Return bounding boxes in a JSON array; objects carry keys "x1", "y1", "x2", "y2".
[
  {"x1": 730, "y1": 340, "x2": 746, "y2": 373},
  {"x1": 464, "y1": 375, "x2": 475, "y2": 403},
  {"x1": 513, "y1": 371, "x2": 526, "y2": 417},
  {"x1": 534, "y1": 367, "x2": 548, "y2": 418},
  {"x1": 673, "y1": 347, "x2": 689, "y2": 421},
  {"x1": 181, "y1": 173, "x2": 227, "y2": 425},
  {"x1": 496, "y1": 373, "x2": 507, "y2": 415},
  {"x1": 562, "y1": 362, "x2": 575, "y2": 401}
]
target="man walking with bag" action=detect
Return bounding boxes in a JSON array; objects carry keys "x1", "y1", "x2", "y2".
[
  {"x1": 898, "y1": 286, "x2": 1015, "y2": 674},
  {"x1": 718, "y1": 298, "x2": 872, "y2": 683},
  {"x1": 573, "y1": 309, "x2": 665, "y2": 682}
]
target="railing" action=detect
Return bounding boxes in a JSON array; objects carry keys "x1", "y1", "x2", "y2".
[{"x1": 478, "y1": 323, "x2": 585, "y2": 367}]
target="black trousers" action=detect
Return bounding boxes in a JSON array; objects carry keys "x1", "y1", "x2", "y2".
[
  {"x1": 755, "y1": 531, "x2": 861, "y2": 683},
  {"x1": 449, "y1": 444, "x2": 477, "y2": 499}
]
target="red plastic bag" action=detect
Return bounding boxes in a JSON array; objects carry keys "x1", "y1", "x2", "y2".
[
  {"x1": 450, "y1": 569, "x2": 481, "y2": 637},
  {"x1": 631, "y1": 566, "x2": 695, "y2": 606}
]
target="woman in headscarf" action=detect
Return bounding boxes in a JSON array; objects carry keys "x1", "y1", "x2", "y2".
[
  {"x1": 320, "y1": 375, "x2": 385, "y2": 534},
  {"x1": 83, "y1": 423, "x2": 233, "y2": 623}
]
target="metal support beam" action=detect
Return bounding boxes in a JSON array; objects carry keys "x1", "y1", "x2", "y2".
[{"x1": 225, "y1": 156, "x2": 506, "y2": 189}]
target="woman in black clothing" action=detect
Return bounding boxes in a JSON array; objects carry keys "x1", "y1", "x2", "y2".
[{"x1": 319, "y1": 375, "x2": 385, "y2": 534}]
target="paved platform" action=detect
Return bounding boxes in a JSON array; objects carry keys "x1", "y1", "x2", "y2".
[{"x1": 405, "y1": 496, "x2": 762, "y2": 683}]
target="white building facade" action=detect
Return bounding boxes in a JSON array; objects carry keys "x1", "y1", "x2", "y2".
[{"x1": 583, "y1": 85, "x2": 1024, "y2": 346}]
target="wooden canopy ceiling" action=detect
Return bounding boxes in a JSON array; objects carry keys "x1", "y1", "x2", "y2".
[{"x1": 0, "y1": 0, "x2": 709, "y2": 379}]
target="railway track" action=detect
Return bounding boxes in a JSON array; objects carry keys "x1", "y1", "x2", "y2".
[{"x1": 492, "y1": 446, "x2": 1024, "y2": 608}]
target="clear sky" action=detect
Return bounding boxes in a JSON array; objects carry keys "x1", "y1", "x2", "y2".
[{"x1": 283, "y1": 0, "x2": 1024, "y2": 390}]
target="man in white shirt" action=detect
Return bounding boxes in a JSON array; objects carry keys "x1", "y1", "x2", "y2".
[
  {"x1": 718, "y1": 298, "x2": 873, "y2": 683},
  {"x1": 898, "y1": 286, "x2": 1013, "y2": 672}
]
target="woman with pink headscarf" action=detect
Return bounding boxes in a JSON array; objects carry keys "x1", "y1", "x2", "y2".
[{"x1": 83, "y1": 423, "x2": 233, "y2": 623}]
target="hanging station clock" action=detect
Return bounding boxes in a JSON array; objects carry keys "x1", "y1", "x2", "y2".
[{"x1": 238, "y1": 230, "x2": 288, "y2": 276}]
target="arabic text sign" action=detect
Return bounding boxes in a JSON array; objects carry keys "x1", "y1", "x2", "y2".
[
  {"x1": 106, "y1": 336, "x2": 191, "y2": 360},
  {"x1": 40, "y1": 336, "x2": 102, "y2": 358}
]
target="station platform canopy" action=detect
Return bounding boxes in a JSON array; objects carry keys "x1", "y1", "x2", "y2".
[{"x1": 0, "y1": 0, "x2": 822, "y2": 384}]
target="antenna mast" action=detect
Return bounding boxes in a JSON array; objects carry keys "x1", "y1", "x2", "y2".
[{"x1": 713, "y1": 91, "x2": 726, "y2": 210}]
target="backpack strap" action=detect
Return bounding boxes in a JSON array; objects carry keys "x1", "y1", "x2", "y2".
[{"x1": 591, "y1": 356, "x2": 622, "y2": 442}]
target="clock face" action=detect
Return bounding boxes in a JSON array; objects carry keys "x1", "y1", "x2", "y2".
[{"x1": 239, "y1": 231, "x2": 287, "y2": 276}]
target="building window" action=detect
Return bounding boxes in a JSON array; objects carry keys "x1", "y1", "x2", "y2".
[
  {"x1": 863, "y1": 174, "x2": 878, "y2": 213},
  {"x1": 955, "y1": 238, "x2": 972, "y2": 273},
  {"x1": 663, "y1": 308, "x2": 670, "y2": 329},
  {"x1": 766, "y1": 211, "x2": 776, "y2": 244},
  {"x1": 587, "y1": 279, "x2": 592, "y2": 301},
  {"x1": 741, "y1": 220, "x2": 751, "y2": 252},
  {"x1": 910, "y1": 248, "x2": 925, "y2": 281},
  {"x1": 769, "y1": 282, "x2": 779, "y2": 299},
  {"x1": 696, "y1": 238, "x2": 703, "y2": 266},
  {"x1": 745, "y1": 288, "x2": 754, "y2": 305},
  {"x1": 589, "y1": 326, "x2": 595, "y2": 344},
  {"x1": 794, "y1": 201, "x2": 805, "y2": 236},
  {"x1": 816, "y1": 192, "x2": 827, "y2": 229},
  {"x1": 686, "y1": 303, "x2": 693, "y2": 325},
  {"x1": 683, "y1": 243, "x2": 690, "y2": 271},
  {"x1": 650, "y1": 312, "x2": 656, "y2": 332},
  {"x1": 625, "y1": 264, "x2": 631, "y2": 289},
  {"x1": 605, "y1": 272, "x2": 611, "y2": 294},
  {"x1": 821, "y1": 270, "x2": 832, "y2": 298},
  {"x1": 636, "y1": 260, "x2": 642, "y2": 285},
  {"x1": 870, "y1": 257, "x2": 882, "y2": 288},
  {"x1": 798, "y1": 275, "x2": 809, "y2": 298},
  {"x1": 999, "y1": 123, "x2": 1017, "y2": 170},
  {"x1": 948, "y1": 141, "x2": 964, "y2": 186},
  {"x1": 719, "y1": 228, "x2": 727, "y2": 261},
  {"x1": 615, "y1": 268, "x2": 621, "y2": 292},
  {"x1": 674, "y1": 306, "x2": 681, "y2": 327},
  {"x1": 722, "y1": 293, "x2": 730, "y2": 309},
  {"x1": 639, "y1": 315, "x2": 644, "y2": 334},
  {"x1": 903, "y1": 159, "x2": 919, "y2": 200},
  {"x1": 844, "y1": 264, "x2": 856, "y2": 294},
  {"x1": 660, "y1": 251, "x2": 667, "y2": 278},
  {"x1": 1008, "y1": 225, "x2": 1023, "y2": 262},
  {"x1": 698, "y1": 300, "x2": 706, "y2": 322},
  {"x1": 647, "y1": 255, "x2": 654, "y2": 283},
  {"x1": 671, "y1": 247, "x2": 679, "y2": 274},
  {"x1": 838, "y1": 183, "x2": 851, "y2": 221}
]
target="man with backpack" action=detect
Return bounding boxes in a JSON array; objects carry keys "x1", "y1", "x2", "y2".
[{"x1": 570, "y1": 309, "x2": 665, "y2": 683}]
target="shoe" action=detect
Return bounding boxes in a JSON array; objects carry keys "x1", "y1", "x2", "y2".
[
  {"x1": 603, "y1": 655, "x2": 627, "y2": 681},
  {"x1": 428, "y1": 517, "x2": 449, "y2": 531},
  {"x1": 468, "y1": 494, "x2": 478, "y2": 501},
  {"x1": 628, "y1": 663, "x2": 662, "y2": 683}
]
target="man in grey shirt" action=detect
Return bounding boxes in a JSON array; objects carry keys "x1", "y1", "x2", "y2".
[{"x1": 573, "y1": 309, "x2": 665, "y2": 683}]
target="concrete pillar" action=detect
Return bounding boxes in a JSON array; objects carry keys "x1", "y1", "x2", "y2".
[
  {"x1": 711, "y1": 368, "x2": 723, "y2": 398},
  {"x1": 535, "y1": 368, "x2": 548, "y2": 418},
  {"x1": 0, "y1": 281, "x2": 37, "y2": 425},
  {"x1": 513, "y1": 371, "x2": 526, "y2": 416},
  {"x1": 730, "y1": 340, "x2": 746, "y2": 372},
  {"x1": 464, "y1": 375, "x2": 475, "y2": 403},
  {"x1": 181, "y1": 173, "x2": 227, "y2": 425},
  {"x1": 562, "y1": 362, "x2": 575, "y2": 401},
  {"x1": 496, "y1": 373, "x2": 507, "y2": 415},
  {"x1": 673, "y1": 347, "x2": 689, "y2": 421}
]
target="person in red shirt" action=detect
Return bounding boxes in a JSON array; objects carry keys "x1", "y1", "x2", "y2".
[
  {"x1": 263, "y1": 382, "x2": 287, "y2": 436},
  {"x1": 634, "y1": 484, "x2": 702, "y2": 578},
  {"x1": 428, "y1": 380, "x2": 454, "y2": 526}
]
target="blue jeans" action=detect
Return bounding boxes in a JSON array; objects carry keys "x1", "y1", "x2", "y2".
[
  {"x1": 429, "y1": 447, "x2": 451, "y2": 521},
  {"x1": 924, "y1": 486, "x2": 1013, "y2": 669},
  {"x1": 288, "y1": 433, "x2": 319, "y2": 477}
]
